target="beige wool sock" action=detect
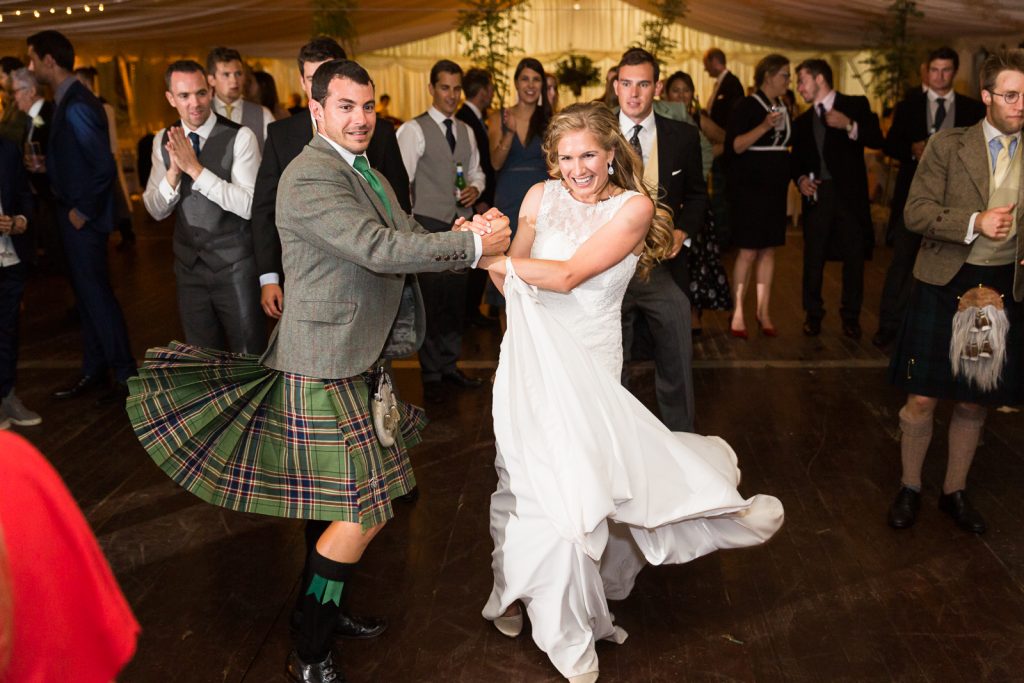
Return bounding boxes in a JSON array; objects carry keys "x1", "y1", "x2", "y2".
[
  {"x1": 944, "y1": 404, "x2": 987, "y2": 494},
  {"x1": 898, "y1": 405, "x2": 934, "y2": 489}
]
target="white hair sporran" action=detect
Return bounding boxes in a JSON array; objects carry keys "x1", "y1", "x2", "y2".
[{"x1": 949, "y1": 285, "x2": 1010, "y2": 393}]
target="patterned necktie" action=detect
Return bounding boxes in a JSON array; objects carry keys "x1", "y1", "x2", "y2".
[
  {"x1": 629, "y1": 124, "x2": 643, "y2": 161},
  {"x1": 444, "y1": 119, "x2": 456, "y2": 153},
  {"x1": 353, "y1": 155, "x2": 393, "y2": 221},
  {"x1": 933, "y1": 97, "x2": 947, "y2": 131},
  {"x1": 992, "y1": 134, "x2": 1016, "y2": 186},
  {"x1": 224, "y1": 102, "x2": 235, "y2": 119},
  {"x1": 187, "y1": 131, "x2": 201, "y2": 157}
]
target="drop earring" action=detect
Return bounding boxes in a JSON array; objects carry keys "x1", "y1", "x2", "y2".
[{"x1": 607, "y1": 162, "x2": 615, "y2": 176}]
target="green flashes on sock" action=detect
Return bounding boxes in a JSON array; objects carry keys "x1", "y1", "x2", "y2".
[{"x1": 305, "y1": 574, "x2": 345, "y2": 606}]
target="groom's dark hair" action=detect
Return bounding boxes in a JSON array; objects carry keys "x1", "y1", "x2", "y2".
[{"x1": 312, "y1": 59, "x2": 374, "y2": 104}]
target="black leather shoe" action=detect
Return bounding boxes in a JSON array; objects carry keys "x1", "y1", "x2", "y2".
[
  {"x1": 285, "y1": 650, "x2": 344, "y2": 683},
  {"x1": 872, "y1": 329, "x2": 896, "y2": 349},
  {"x1": 95, "y1": 382, "x2": 129, "y2": 406},
  {"x1": 53, "y1": 374, "x2": 106, "y2": 399},
  {"x1": 939, "y1": 490, "x2": 987, "y2": 534},
  {"x1": 887, "y1": 486, "x2": 921, "y2": 529},
  {"x1": 395, "y1": 487, "x2": 420, "y2": 504},
  {"x1": 335, "y1": 613, "x2": 388, "y2": 639},
  {"x1": 441, "y1": 369, "x2": 482, "y2": 389},
  {"x1": 423, "y1": 381, "x2": 445, "y2": 405},
  {"x1": 803, "y1": 318, "x2": 822, "y2": 336},
  {"x1": 842, "y1": 321, "x2": 862, "y2": 339}
]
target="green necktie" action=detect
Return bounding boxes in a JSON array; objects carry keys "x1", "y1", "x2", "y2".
[{"x1": 352, "y1": 155, "x2": 393, "y2": 222}]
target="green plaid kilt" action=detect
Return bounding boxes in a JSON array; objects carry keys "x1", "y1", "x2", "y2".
[
  {"x1": 889, "y1": 263, "x2": 1023, "y2": 406},
  {"x1": 126, "y1": 342, "x2": 427, "y2": 529}
]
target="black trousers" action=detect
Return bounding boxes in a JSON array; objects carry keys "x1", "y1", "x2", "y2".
[
  {"x1": 801, "y1": 182, "x2": 865, "y2": 324},
  {"x1": 0, "y1": 261, "x2": 28, "y2": 398},
  {"x1": 174, "y1": 254, "x2": 265, "y2": 354},
  {"x1": 414, "y1": 214, "x2": 468, "y2": 383},
  {"x1": 877, "y1": 220, "x2": 922, "y2": 335}
]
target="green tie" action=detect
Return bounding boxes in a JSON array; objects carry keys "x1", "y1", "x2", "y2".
[{"x1": 352, "y1": 155, "x2": 393, "y2": 222}]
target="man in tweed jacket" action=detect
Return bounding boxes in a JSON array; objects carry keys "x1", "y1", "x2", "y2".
[{"x1": 267, "y1": 59, "x2": 509, "y2": 682}]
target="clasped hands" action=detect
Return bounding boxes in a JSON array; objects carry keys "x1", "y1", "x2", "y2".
[
  {"x1": 164, "y1": 125, "x2": 203, "y2": 186},
  {"x1": 0, "y1": 214, "x2": 27, "y2": 236},
  {"x1": 453, "y1": 208, "x2": 511, "y2": 260}
]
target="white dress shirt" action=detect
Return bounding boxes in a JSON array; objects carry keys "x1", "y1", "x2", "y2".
[
  {"x1": 708, "y1": 69, "x2": 730, "y2": 108},
  {"x1": 925, "y1": 88, "x2": 955, "y2": 133},
  {"x1": 212, "y1": 96, "x2": 275, "y2": 141},
  {"x1": 319, "y1": 133, "x2": 482, "y2": 267},
  {"x1": 396, "y1": 107, "x2": 486, "y2": 193},
  {"x1": 814, "y1": 89, "x2": 859, "y2": 141},
  {"x1": 965, "y1": 118, "x2": 1023, "y2": 243},
  {"x1": 0, "y1": 195, "x2": 22, "y2": 268},
  {"x1": 142, "y1": 112, "x2": 260, "y2": 222}
]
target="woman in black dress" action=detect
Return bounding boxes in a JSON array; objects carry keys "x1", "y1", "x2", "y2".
[{"x1": 724, "y1": 54, "x2": 791, "y2": 337}]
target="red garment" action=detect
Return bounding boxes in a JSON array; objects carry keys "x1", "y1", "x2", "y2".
[{"x1": 0, "y1": 432, "x2": 139, "y2": 683}]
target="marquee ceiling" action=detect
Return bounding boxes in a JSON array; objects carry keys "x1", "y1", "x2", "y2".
[{"x1": 0, "y1": 0, "x2": 1021, "y2": 58}]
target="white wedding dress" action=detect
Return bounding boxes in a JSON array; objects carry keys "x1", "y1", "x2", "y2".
[{"x1": 481, "y1": 180, "x2": 785, "y2": 679}]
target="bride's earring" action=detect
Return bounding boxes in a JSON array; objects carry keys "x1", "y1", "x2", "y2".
[{"x1": 607, "y1": 162, "x2": 615, "y2": 176}]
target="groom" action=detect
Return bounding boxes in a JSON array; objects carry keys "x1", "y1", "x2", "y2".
[{"x1": 267, "y1": 58, "x2": 510, "y2": 682}]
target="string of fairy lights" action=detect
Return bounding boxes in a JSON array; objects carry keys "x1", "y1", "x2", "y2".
[{"x1": 0, "y1": 2, "x2": 109, "y2": 24}]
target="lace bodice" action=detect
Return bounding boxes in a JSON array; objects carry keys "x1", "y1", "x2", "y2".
[{"x1": 530, "y1": 180, "x2": 640, "y2": 377}]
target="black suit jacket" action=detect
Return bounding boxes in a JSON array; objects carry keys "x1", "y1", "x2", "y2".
[
  {"x1": 709, "y1": 71, "x2": 744, "y2": 129},
  {"x1": 48, "y1": 80, "x2": 116, "y2": 232},
  {"x1": 653, "y1": 114, "x2": 708, "y2": 289},
  {"x1": 24, "y1": 99, "x2": 54, "y2": 197},
  {"x1": 455, "y1": 103, "x2": 495, "y2": 208},
  {"x1": 791, "y1": 92, "x2": 884, "y2": 248},
  {"x1": 0, "y1": 138, "x2": 35, "y2": 263},
  {"x1": 252, "y1": 112, "x2": 411, "y2": 279},
  {"x1": 884, "y1": 90, "x2": 985, "y2": 223}
]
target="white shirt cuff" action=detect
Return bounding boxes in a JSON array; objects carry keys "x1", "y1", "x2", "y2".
[
  {"x1": 190, "y1": 167, "x2": 216, "y2": 195},
  {"x1": 159, "y1": 176, "x2": 179, "y2": 202},
  {"x1": 966, "y1": 212, "x2": 980, "y2": 244},
  {"x1": 471, "y1": 232, "x2": 483, "y2": 268},
  {"x1": 259, "y1": 273, "x2": 280, "y2": 287},
  {"x1": 847, "y1": 121, "x2": 859, "y2": 141}
]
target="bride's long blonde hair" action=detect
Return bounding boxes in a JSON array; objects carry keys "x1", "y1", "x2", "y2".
[{"x1": 541, "y1": 102, "x2": 675, "y2": 280}]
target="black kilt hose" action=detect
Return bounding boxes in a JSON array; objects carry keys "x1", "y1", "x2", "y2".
[{"x1": 890, "y1": 262, "x2": 1023, "y2": 405}]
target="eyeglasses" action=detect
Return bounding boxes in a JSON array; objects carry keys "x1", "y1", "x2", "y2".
[{"x1": 988, "y1": 89, "x2": 1021, "y2": 104}]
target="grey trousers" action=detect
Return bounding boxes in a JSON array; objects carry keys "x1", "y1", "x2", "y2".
[
  {"x1": 621, "y1": 265, "x2": 695, "y2": 433},
  {"x1": 174, "y1": 255, "x2": 265, "y2": 354}
]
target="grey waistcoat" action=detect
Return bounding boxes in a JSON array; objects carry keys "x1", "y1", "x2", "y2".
[
  {"x1": 161, "y1": 115, "x2": 252, "y2": 272},
  {"x1": 812, "y1": 109, "x2": 832, "y2": 180},
  {"x1": 411, "y1": 112, "x2": 473, "y2": 223},
  {"x1": 239, "y1": 100, "x2": 265, "y2": 149}
]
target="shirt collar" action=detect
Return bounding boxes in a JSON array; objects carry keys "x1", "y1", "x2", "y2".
[
  {"x1": 55, "y1": 76, "x2": 76, "y2": 105},
  {"x1": 618, "y1": 108, "x2": 656, "y2": 135},
  {"x1": 181, "y1": 112, "x2": 217, "y2": 139},
  {"x1": 983, "y1": 118, "x2": 1021, "y2": 147},
  {"x1": 716, "y1": 69, "x2": 729, "y2": 85},
  {"x1": 318, "y1": 132, "x2": 367, "y2": 170},
  {"x1": 464, "y1": 101, "x2": 483, "y2": 122},
  {"x1": 428, "y1": 106, "x2": 454, "y2": 126},
  {"x1": 28, "y1": 98, "x2": 44, "y2": 118},
  {"x1": 926, "y1": 88, "x2": 953, "y2": 103},
  {"x1": 815, "y1": 89, "x2": 837, "y2": 110}
]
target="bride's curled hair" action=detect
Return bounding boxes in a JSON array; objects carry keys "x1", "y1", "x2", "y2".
[{"x1": 541, "y1": 102, "x2": 675, "y2": 280}]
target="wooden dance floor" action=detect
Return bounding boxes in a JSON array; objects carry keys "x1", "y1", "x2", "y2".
[{"x1": 12, "y1": 215, "x2": 1024, "y2": 681}]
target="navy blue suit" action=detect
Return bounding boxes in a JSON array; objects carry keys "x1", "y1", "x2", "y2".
[
  {"x1": 48, "y1": 78, "x2": 135, "y2": 383},
  {"x1": 0, "y1": 138, "x2": 34, "y2": 396}
]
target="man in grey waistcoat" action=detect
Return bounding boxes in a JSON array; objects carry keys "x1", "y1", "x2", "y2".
[
  {"x1": 143, "y1": 59, "x2": 264, "y2": 353},
  {"x1": 396, "y1": 60, "x2": 487, "y2": 404},
  {"x1": 207, "y1": 47, "x2": 274, "y2": 150}
]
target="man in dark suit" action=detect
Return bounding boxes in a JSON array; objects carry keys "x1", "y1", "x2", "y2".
[
  {"x1": 456, "y1": 67, "x2": 499, "y2": 328},
  {"x1": 873, "y1": 47, "x2": 986, "y2": 348},
  {"x1": 615, "y1": 48, "x2": 708, "y2": 433},
  {"x1": 10, "y1": 67, "x2": 58, "y2": 269},
  {"x1": 0, "y1": 137, "x2": 41, "y2": 428},
  {"x1": 27, "y1": 30, "x2": 136, "y2": 403},
  {"x1": 793, "y1": 58, "x2": 884, "y2": 339},
  {"x1": 702, "y1": 47, "x2": 745, "y2": 130},
  {"x1": 252, "y1": 37, "x2": 409, "y2": 321}
]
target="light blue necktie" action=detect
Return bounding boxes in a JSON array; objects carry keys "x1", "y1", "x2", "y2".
[{"x1": 989, "y1": 135, "x2": 1018, "y2": 172}]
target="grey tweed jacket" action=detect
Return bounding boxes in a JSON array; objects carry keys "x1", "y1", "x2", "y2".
[
  {"x1": 905, "y1": 120, "x2": 1024, "y2": 301},
  {"x1": 262, "y1": 134, "x2": 476, "y2": 379}
]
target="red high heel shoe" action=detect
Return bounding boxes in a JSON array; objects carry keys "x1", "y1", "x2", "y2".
[
  {"x1": 729, "y1": 325, "x2": 748, "y2": 339},
  {"x1": 757, "y1": 318, "x2": 778, "y2": 337}
]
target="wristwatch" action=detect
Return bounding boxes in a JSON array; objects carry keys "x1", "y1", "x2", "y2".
[{"x1": 845, "y1": 121, "x2": 854, "y2": 133}]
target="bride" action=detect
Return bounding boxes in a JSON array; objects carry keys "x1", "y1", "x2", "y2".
[{"x1": 475, "y1": 103, "x2": 784, "y2": 681}]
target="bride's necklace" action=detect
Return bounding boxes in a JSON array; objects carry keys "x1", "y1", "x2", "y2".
[{"x1": 563, "y1": 178, "x2": 622, "y2": 205}]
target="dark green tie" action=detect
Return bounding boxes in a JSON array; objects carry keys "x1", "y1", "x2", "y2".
[{"x1": 352, "y1": 155, "x2": 393, "y2": 222}]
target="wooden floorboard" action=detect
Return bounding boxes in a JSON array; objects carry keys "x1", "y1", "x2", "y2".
[{"x1": 7, "y1": 213, "x2": 1024, "y2": 681}]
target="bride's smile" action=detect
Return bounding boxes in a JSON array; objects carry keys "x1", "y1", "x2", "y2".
[{"x1": 556, "y1": 130, "x2": 615, "y2": 203}]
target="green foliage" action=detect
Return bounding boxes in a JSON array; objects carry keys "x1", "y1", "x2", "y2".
[
  {"x1": 555, "y1": 53, "x2": 601, "y2": 98},
  {"x1": 456, "y1": 0, "x2": 527, "y2": 109},
  {"x1": 636, "y1": 0, "x2": 688, "y2": 66},
  {"x1": 312, "y1": 0, "x2": 359, "y2": 53},
  {"x1": 860, "y1": 0, "x2": 924, "y2": 110}
]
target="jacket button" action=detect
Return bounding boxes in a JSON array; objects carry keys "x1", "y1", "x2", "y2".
[
  {"x1": 443, "y1": 255, "x2": 451, "y2": 261},
  {"x1": 434, "y1": 255, "x2": 442, "y2": 261},
  {"x1": 459, "y1": 251, "x2": 467, "y2": 259}
]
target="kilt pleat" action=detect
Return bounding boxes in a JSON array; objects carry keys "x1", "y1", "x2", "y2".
[{"x1": 127, "y1": 342, "x2": 426, "y2": 529}]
